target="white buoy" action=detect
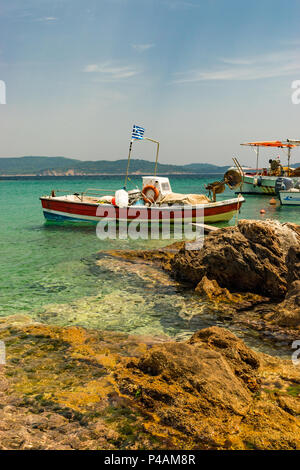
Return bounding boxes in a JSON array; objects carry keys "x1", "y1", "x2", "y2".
[{"x1": 115, "y1": 189, "x2": 129, "y2": 208}]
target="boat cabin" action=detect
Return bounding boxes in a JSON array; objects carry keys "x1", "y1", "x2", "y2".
[{"x1": 142, "y1": 176, "x2": 172, "y2": 202}]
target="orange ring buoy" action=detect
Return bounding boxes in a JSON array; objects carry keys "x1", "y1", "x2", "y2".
[{"x1": 142, "y1": 185, "x2": 160, "y2": 203}]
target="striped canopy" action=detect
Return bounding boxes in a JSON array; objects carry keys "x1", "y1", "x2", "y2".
[{"x1": 241, "y1": 140, "x2": 297, "y2": 148}]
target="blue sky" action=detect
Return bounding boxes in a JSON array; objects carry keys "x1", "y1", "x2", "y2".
[{"x1": 0, "y1": 0, "x2": 300, "y2": 165}]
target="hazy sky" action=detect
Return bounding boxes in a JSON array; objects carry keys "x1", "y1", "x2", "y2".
[{"x1": 1, "y1": 0, "x2": 300, "y2": 166}]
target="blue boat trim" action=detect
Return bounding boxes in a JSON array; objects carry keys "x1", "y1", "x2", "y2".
[{"x1": 43, "y1": 211, "x2": 97, "y2": 223}]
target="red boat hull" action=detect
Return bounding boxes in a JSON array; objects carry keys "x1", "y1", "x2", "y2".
[{"x1": 40, "y1": 196, "x2": 244, "y2": 224}]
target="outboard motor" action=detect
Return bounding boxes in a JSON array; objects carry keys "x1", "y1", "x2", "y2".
[{"x1": 275, "y1": 177, "x2": 294, "y2": 195}]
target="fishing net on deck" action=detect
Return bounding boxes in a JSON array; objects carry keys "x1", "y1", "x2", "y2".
[{"x1": 159, "y1": 192, "x2": 211, "y2": 205}]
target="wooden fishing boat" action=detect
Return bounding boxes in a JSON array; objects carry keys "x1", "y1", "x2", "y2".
[
  {"x1": 40, "y1": 180, "x2": 244, "y2": 225},
  {"x1": 40, "y1": 126, "x2": 244, "y2": 226}
]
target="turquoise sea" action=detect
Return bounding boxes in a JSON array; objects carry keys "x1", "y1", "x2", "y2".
[{"x1": 1, "y1": 175, "x2": 299, "y2": 356}]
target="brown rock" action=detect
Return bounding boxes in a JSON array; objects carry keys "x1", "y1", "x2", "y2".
[
  {"x1": 1, "y1": 319, "x2": 300, "y2": 450},
  {"x1": 104, "y1": 240, "x2": 185, "y2": 269},
  {"x1": 195, "y1": 276, "x2": 233, "y2": 302},
  {"x1": 277, "y1": 394, "x2": 300, "y2": 417},
  {"x1": 266, "y1": 281, "x2": 300, "y2": 327},
  {"x1": 171, "y1": 219, "x2": 300, "y2": 298},
  {"x1": 135, "y1": 341, "x2": 252, "y2": 415},
  {"x1": 119, "y1": 326, "x2": 300, "y2": 449},
  {"x1": 188, "y1": 326, "x2": 260, "y2": 391}
]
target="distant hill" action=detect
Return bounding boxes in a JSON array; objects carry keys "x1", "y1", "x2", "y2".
[
  {"x1": 0, "y1": 156, "x2": 79, "y2": 175},
  {"x1": 184, "y1": 163, "x2": 231, "y2": 173},
  {"x1": 0, "y1": 156, "x2": 230, "y2": 176}
]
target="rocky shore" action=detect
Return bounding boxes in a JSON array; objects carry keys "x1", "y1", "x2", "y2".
[
  {"x1": 0, "y1": 316, "x2": 300, "y2": 450},
  {"x1": 171, "y1": 220, "x2": 300, "y2": 336},
  {"x1": 106, "y1": 220, "x2": 300, "y2": 344},
  {"x1": 0, "y1": 219, "x2": 299, "y2": 450}
]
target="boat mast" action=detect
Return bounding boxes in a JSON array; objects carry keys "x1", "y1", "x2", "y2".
[
  {"x1": 124, "y1": 126, "x2": 160, "y2": 188},
  {"x1": 124, "y1": 140, "x2": 133, "y2": 189},
  {"x1": 286, "y1": 139, "x2": 300, "y2": 175},
  {"x1": 144, "y1": 137, "x2": 160, "y2": 176},
  {"x1": 255, "y1": 146, "x2": 259, "y2": 175},
  {"x1": 287, "y1": 146, "x2": 291, "y2": 176}
]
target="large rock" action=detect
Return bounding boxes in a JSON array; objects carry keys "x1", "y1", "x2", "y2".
[
  {"x1": 194, "y1": 276, "x2": 234, "y2": 302},
  {"x1": 120, "y1": 326, "x2": 300, "y2": 449},
  {"x1": 266, "y1": 281, "x2": 300, "y2": 327},
  {"x1": 1, "y1": 319, "x2": 300, "y2": 450},
  {"x1": 188, "y1": 327, "x2": 260, "y2": 391},
  {"x1": 171, "y1": 220, "x2": 300, "y2": 298}
]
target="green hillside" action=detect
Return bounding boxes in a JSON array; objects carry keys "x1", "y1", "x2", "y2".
[
  {"x1": 0, "y1": 156, "x2": 79, "y2": 174},
  {"x1": 1, "y1": 156, "x2": 299, "y2": 176},
  {"x1": 0, "y1": 156, "x2": 230, "y2": 175}
]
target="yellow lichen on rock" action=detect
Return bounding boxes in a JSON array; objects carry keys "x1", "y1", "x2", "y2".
[{"x1": 1, "y1": 318, "x2": 300, "y2": 450}]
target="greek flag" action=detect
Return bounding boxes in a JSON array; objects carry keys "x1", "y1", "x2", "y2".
[{"x1": 132, "y1": 124, "x2": 145, "y2": 141}]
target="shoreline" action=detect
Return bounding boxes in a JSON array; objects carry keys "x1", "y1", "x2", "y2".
[
  {"x1": 0, "y1": 219, "x2": 299, "y2": 450},
  {"x1": 101, "y1": 223, "x2": 300, "y2": 353},
  {"x1": 0, "y1": 314, "x2": 300, "y2": 450},
  {"x1": 0, "y1": 172, "x2": 224, "y2": 179}
]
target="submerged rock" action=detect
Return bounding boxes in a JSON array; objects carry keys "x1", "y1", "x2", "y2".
[
  {"x1": 0, "y1": 318, "x2": 300, "y2": 450},
  {"x1": 171, "y1": 219, "x2": 300, "y2": 299},
  {"x1": 266, "y1": 281, "x2": 300, "y2": 328},
  {"x1": 195, "y1": 276, "x2": 234, "y2": 302},
  {"x1": 104, "y1": 240, "x2": 185, "y2": 273}
]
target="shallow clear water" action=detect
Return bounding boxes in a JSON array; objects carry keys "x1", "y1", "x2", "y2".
[{"x1": 1, "y1": 175, "x2": 299, "y2": 357}]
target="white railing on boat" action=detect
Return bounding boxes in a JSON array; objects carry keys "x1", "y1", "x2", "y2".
[{"x1": 49, "y1": 188, "x2": 117, "y2": 200}]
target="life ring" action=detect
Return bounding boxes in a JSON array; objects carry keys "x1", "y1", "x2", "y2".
[{"x1": 142, "y1": 185, "x2": 160, "y2": 203}]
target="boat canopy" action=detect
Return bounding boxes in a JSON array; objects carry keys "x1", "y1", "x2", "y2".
[
  {"x1": 241, "y1": 140, "x2": 297, "y2": 148},
  {"x1": 286, "y1": 139, "x2": 300, "y2": 145}
]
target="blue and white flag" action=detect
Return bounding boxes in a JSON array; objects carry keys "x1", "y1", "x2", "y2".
[{"x1": 131, "y1": 124, "x2": 145, "y2": 141}]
